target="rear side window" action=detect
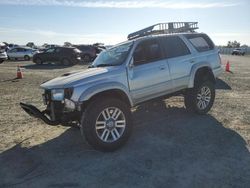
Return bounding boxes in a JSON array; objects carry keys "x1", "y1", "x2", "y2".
[
  {"x1": 185, "y1": 34, "x2": 214, "y2": 52},
  {"x1": 134, "y1": 39, "x2": 163, "y2": 65},
  {"x1": 161, "y1": 36, "x2": 190, "y2": 59}
]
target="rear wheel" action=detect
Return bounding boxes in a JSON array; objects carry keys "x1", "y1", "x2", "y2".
[
  {"x1": 0, "y1": 60, "x2": 4, "y2": 64},
  {"x1": 81, "y1": 98, "x2": 132, "y2": 151},
  {"x1": 24, "y1": 55, "x2": 30, "y2": 61},
  {"x1": 184, "y1": 81, "x2": 215, "y2": 114}
]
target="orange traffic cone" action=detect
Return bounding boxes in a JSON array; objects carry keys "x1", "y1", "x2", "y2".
[
  {"x1": 225, "y1": 61, "x2": 230, "y2": 72},
  {"x1": 17, "y1": 65, "x2": 23, "y2": 79}
]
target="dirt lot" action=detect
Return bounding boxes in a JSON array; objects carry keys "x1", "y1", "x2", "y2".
[{"x1": 0, "y1": 55, "x2": 250, "y2": 187}]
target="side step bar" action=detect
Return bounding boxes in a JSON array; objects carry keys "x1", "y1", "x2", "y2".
[{"x1": 20, "y1": 102, "x2": 59, "y2": 126}]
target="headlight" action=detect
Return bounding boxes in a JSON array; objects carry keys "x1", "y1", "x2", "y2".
[{"x1": 51, "y1": 89, "x2": 64, "y2": 101}]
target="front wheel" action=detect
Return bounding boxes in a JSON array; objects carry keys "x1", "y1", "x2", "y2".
[
  {"x1": 184, "y1": 81, "x2": 215, "y2": 115},
  {"x1": 34, "y1": 57, "x2": 42, "y2": 65},
  {"x1": 81, "y1": 98, "x2": 132, "y2": 151},
  {"x1": 61, "y1": 58, "x2": 71, "y2": 66}
]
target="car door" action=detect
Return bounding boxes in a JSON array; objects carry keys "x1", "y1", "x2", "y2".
[
  {"x1": 128, "y1": 38, "x2": 172, "y2": 104},
  {"x1": 53, "y1": 48, "x2": 62, "y2": 61},
  {"x1": 7, "y1": 48, "x2": 18, "y2": 59},
  {"x1": 43, "y1": 48, "x2": 56, "y2": 62},
  {"x1": 160, "y1": 36, "x2": 193, "y2": 90},
  {"x1": 17, "y1": 48, "x2": 26, "y2": 59}
]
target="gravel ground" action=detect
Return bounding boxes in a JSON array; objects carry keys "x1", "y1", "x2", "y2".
[{"x1": 0, "y1": 55, "x2": 250, "y2": 188}]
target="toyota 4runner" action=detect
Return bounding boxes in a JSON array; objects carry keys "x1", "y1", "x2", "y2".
[{"x1": 21, "y1": 23, "x2": 223, "y2": 151}]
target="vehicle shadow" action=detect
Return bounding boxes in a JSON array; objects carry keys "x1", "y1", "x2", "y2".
[
  {"x1": 1, "y1": 100, "x2": 249, "y2": 187},
  {"x1": 215, "y1": 78, "x2": 232, "y2": 90}
]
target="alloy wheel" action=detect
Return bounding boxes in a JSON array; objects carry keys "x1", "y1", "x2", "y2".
[
  {"x1": 95, "y1": 107, "x2": 126, "y2": 143},
  {"x1": 196, "y1": 86, "x2": 211, "y2": 110}
]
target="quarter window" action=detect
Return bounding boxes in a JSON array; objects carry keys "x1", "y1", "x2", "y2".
[
  {"x1": 161, "y1": 36, "x2": 190, "y2": 59},
  {"x1": 133, "y1": 39, "x2": 162, "y2": 65},
  {"x1": 185, "y1": 34, "x2": 214, "y2": 52}
]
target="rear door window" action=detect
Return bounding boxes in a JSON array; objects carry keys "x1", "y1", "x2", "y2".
[
  {"x1": 133, "y1": 39, "x2": 163, "y2": 66},
  {"x1": 161, "y1": 36, "x2": 191, "y2": 59}
]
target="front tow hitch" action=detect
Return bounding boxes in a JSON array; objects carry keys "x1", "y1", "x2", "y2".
[{"x1": 20, "y1": 102, "x2": 59, "y2": 126}]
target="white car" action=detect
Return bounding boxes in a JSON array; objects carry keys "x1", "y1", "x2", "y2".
[
  {"x1": 7, "y1": 47, "x2": 38, "y2": 61},
  {"x1": 0, "y1": 43, "x2": 8, "y2": 63}
]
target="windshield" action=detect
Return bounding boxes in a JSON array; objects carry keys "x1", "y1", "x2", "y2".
[{"x1": 91, "y1": 41, "x2": 133, "y2": 67}]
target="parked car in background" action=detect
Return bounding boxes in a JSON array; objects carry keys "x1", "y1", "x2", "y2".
[
  {"x1": 7, "y1": 47, "x2": 37, "y2": 61},
  {"x1": 33, "y1": 46, "x2": 81, "y2": 66},
  {"x1": 232, "y1": 48, "x2": 246, "y2": 56},
  {"x1": 0, "y1": 43, "x2": 8, "y2": 63},
  {"x1": 73, "y1": 45, "x2": 97, "y2": 63}
]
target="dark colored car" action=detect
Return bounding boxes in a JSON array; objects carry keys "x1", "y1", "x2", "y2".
[
  {"x1": 33, "y1": 47, "x2": 81, "y2": 66},
  {"x1": 93, "y1": 43, "x2": 106, "y2": 54},
  {"x1": 73, "y1": 45, "x2": 97, "y2": 63}
]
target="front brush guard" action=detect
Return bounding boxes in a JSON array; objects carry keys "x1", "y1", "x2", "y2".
[{"x1": 20, "y1": 102, "x2": 59, "y2": 126}]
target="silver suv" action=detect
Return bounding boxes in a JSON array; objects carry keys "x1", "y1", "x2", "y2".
[{"x1": 21, "y1": 23, "x2": 222, "y2": 151}]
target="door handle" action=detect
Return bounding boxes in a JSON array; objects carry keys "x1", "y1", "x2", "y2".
[{"x1": 190, "y1": 60, "x2": 196, "y2": 63}]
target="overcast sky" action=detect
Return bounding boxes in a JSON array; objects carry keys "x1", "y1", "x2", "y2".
[{"x1": 0, "y1": 0, "x2": 249, "y2": 46}]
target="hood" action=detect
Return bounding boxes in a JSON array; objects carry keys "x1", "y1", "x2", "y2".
[{"x1": 40, "y1": 67, "x2": 111, "y2": 89}]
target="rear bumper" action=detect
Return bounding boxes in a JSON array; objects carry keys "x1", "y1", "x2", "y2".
[{"x1": 20, "y1": 102, "x2": 59, "y2": 125}]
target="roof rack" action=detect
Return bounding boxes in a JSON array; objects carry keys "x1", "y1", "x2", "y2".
[{"x1": 128, "y1": 22, "x2": 198, "y2": 40}]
